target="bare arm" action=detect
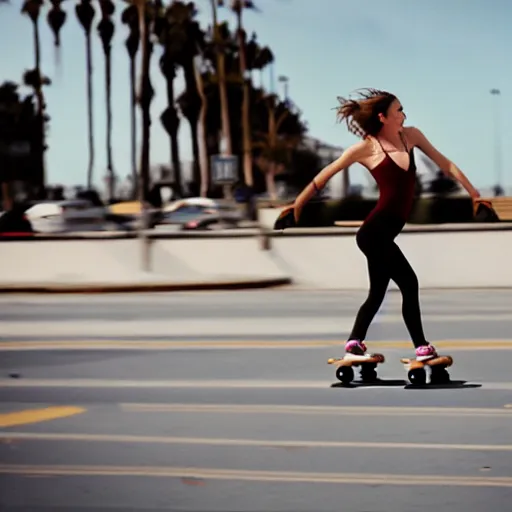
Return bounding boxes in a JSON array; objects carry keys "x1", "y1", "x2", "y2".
[
  {"x1": 408, "y1": 127, "x2": 480, "y2": 199},
  {"x1": 292, "y1": 140, "x2": 370, "y2": 222}
]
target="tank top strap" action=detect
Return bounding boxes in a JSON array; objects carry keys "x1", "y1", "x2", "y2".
[
  {"x1": 374, "y1": 133, "x2": 410, "y2": 153},
  {"x1": 399, "y1": 131, "x2": 409, "y2": 152},
  {"x1": 372, "y1": 135, "x2": 388, "y2": 155}
]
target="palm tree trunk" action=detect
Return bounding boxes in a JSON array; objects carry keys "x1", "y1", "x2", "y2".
[
  {"x1": 183, "y1": 64, "x2": 201, "y2": 187},
  {"x1": 141, "y1": 108, "x2": 151, "y2": 201},
  {"x1": 343, "y1": 166, "x2": 350, "y2": 197},
  {"x1": 140, "y1": 58, "x2": 151, "y2": 201},
  {"x1": 210, "y1": 0, "x2": 231, "y2": 155},
  {"x1": 189, "y1": 120, "x2": 201, "y2": 188},
  {"x1": 218, "y1": 52, "x2": 231, "y2": 154},
  {"x1": 105, "y1": 47, "x2": 114, "y2": 200},
  {"x1": 265, "y1": 161, "x2": 277, "y2": 201},
  {"x1": 32, "y1": 18, "x2": 46, "y2": 192},
  {"x1": 236, "y1": 10, "x2": 252, "y2": 187},
  {"x1": 137, "y1": 5, "x2": 152, "y2": 203},
  {"x1": 135, "y1": 0, "x2": 153, "y2": 273},
  {"x1": 193, "y1": 56, "x2": 209, "y2": 198},
  {"x1": 165, "y1": 82, "x2": 182, "y2": 197},
  {"x1": 85, "y1": 33, "x2": 94, "y2": 190},
  {"x1": 129, "y1": 57, "x2": 137, "y2": 198}
]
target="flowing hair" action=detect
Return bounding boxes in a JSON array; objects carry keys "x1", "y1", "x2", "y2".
[{"x1": 335, "y1": 88, "x2": 397, "y2": 138}]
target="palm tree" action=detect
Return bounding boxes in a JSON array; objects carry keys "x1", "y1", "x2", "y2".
[
  {"x1": 167, "y1": 1, "x2": 205, "y2": 188},
  {"x1": 209, "y1": 0, "x2": 232, "y2": 157},
  {"x1": 221, "y1": 0, "x2": 255, "y2": 188},
  {"x1": 185, "y1": 25, "x2": 245, "y2": 161},
  {"x1": 121, "y1": 3, "x2": 140, "y2": 198},
  {"x1": 133, "y1": 0, "x2": 156, "y2": 203},
  {"x1": 97, "y1": 0, "x2": 116, "y2": 200},
  {"x1": 75, "y1": 0, "x2": 96, "y2": 189},
  {"x1": 1, "y1": 80, "x2": 51, "y2": 207},
  {"x1": 253, "y1": 94, "x2": 303, "y2": 200},
  {"x1": 251, "y1": 38, "x2": 274, "y2": 89},
  {"x1": 47, "y1": 0, "x2": 67, "y2": 67},
  {"x1": 193, "y1": 53, "x2": 209, "y2": 197},
  {"x1": 0, "y1": 81, "x2": 22, "y2": 209},
  {"x1": 154, "y1": 1, "x2": 184, "y2": 196},
  {"x1": 21, "y1": 0, "x2": 47, "y2": 192}
]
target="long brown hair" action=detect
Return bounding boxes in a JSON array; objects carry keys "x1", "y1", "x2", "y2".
[{"x1": 335, "y1": 88, "x2": 397, "y2": 138}]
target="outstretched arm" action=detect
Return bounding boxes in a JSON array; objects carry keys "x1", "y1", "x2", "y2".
[
  {"x1": 408, "y1": 127, "x2": 480, "y2": 199},
  {"x1": 292, "y1": 140, "x2": 369, "y2": 222}
]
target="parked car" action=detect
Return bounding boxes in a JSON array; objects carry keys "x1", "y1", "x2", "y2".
[
  {"x1": 106, "y1": 200, "x2": 163, "y2": 230},
  {"x1": 155, "y1": 197, "x2": 244, "y2": 231},
  {"x1": 23, "y1": 199, "x2": 108, "y2": 233},
  {"x1": 180, "y1": 211, "x2": 244, "y2": 231}
]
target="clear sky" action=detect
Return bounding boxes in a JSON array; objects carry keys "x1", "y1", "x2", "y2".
[{"x1": 1, "y1": 0, "x2": 510, "y2": 192}]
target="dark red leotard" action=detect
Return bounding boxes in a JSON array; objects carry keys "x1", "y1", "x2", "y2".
[
  {"x1": 365, "y1": 137, "x2": 417, "y2": 224},
  {"x1": 348, "y1": 135, "x2": 428, "y2": 349}
]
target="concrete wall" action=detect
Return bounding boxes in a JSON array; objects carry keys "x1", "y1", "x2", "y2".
[
  {"x1": 2, "y1": 224, "x2": 512, "y2": 289},
  {"x1": 269, "y1": 226, "x2": 512, "y2": 289},
  {"x1": 0, "y1": 233, "x2": 286, "y2": 286}
]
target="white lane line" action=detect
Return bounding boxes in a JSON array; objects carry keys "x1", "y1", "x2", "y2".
[
  {"x1": 119, "y1": 403, "x2": 512, "y2": 417},
  {"x1": 0, "y1": 464, "x2": 511, "y2": 487},
  {"x1": 2, "y1": 431, "x2": 512, "y2": 452}
]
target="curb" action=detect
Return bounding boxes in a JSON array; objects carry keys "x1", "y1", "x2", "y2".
[{"x1": 0, "y1": 277, "x2": 293, "y2": 294}]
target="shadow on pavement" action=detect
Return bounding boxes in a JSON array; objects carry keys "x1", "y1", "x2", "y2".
[
  {"x1": 330, "y1": 379, "x2": 483, "y2": 389},
  {"x1": 331, "y1": 379, "x2": 408, "y2": 388},
  {"x1": 404, "y1": 380, "x2": 483, "y2": 390}
]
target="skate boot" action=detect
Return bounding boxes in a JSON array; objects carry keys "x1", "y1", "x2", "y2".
[
  {"x1": 345, "y1": 339, "x2": 368, "y2": 356},
  {"x1": 415, "y1": 343, "x2": 438, "y2": 362}
]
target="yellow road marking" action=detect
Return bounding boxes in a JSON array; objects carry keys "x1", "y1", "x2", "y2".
[
  {"x1": 0, "y1": 406, "x2": 85, "y2": 428},
  {"x1": 2, "y1": 431, "x2": 512, "y2": 452},
  {"x1": 0, "y1": 464, "x2": 511, "y2": 487},
  {"x1": 1, "y1": 339, "x2": 512, "y2": 351}
]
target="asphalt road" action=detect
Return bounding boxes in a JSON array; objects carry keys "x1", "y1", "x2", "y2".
[{"x1": 1, "y1": 289, "x2": 512, "y2": 512}]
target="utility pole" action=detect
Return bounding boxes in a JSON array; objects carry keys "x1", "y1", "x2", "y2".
[
  {"x1": 490, "y1": 88, "x2": 503, "y2": 194},
  {"x1": 278, "y1": 75, "x2": 289, "y2": 102}
]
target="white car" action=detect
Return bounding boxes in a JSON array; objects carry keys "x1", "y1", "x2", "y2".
[
  {"x1": 24, "y1": 199, "x2": 108, "y2": 233},
  {"x1": 162, "y1": 197, "x2": 219, "y2": 214}
]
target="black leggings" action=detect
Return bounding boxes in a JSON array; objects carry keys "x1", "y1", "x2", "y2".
[{"x1": 348, "y1": 213, "x2": 428, "y2": 348}]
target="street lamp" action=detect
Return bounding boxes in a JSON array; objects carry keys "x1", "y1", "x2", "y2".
[{"x1": 278, "y1": 75, "x2": 289, "y2": 102}]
